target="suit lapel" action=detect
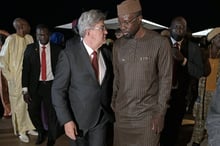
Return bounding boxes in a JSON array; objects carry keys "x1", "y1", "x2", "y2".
[
  {"x1": 34, "y1": 43, "x2": 41, "y2": 67},
  {"x1": 32, "y1": 43, "x2": 41, "y2": 76},
  {"x1": 79, "y1": 42, "x2": 98, "y2": 81},
  {"x1": 99, "y1": 47, "x2": 113, "y2": 86}
]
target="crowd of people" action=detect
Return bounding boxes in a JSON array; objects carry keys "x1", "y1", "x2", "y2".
[{"x1": 0, "y1": 0, "x2": 220, "y2": 146}]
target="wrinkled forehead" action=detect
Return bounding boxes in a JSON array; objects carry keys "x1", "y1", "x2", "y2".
[{"x1": 15, "y1": 20, "x2": 29, "y2": 29}]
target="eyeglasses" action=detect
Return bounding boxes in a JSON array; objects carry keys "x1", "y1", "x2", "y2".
[
  {"x1": 119, "y1": 16, "x2": 139, "y2": 26},
  {"x1": 91, "y1": 25, "x2": 107, "y2": 31}
]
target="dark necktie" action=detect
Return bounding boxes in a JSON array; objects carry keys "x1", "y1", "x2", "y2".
[
  {"x1": 91, "y1": 51, "x2": 99, "y2": 80},
  {"x1": 41, "y1": 46, "x2": 47, "y2": 81},
  {"x1": 172, "y1": 42, "x2": 180, "y2": 87}
]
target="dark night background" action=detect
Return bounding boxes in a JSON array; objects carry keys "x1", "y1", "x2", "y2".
[{"x1": 1, "y1": 0, "x2": 220, "y2": 36}]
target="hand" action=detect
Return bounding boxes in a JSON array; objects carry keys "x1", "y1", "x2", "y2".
[
  {"x1": 171, "y1": 47, "x2": 184, "y2": 62},
  {"x1": 64, "y1": 121, "x2": 78, "y2": 140},
  {"x1": 0, "y1": 29, "x2": 10, "y2": 36},
  {"x1": 151, "y1": 113, "x2": 164, "y2": 135},
  {"x1": 23, "y1": 92, "x2": 32, "y2": 104}
]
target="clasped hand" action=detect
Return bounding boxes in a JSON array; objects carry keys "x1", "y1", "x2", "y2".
[
  {"x1": 23, "y1": 92, "x2": 32, "y2": 104},
  {"x1": 171, "y1": 47, "x2": 184, "y2": 62}
]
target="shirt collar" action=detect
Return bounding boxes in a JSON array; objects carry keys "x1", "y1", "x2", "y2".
[
  {"x1": 39, "y1": 42, "x2": 49, "y2": 48},
  {"x1": 170, "y1": 37, "x2": 183, "y2": 46},
  {"x1": 83, "y1": 41, "x2": 99, "y2": 56}
]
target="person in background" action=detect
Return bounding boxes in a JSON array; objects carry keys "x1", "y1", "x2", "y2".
[
  {"x1": 0, "y1": 30, "x2": 11, "y2": 119},
  {"x1": 192, "y1": 27, "x2": 220, "y2": 146},
  {"x1": 159, "y1": 16, "x2": 204, "y2": 146},
  {"x1": 0, "y1": 17, "x2": 37, "y2": 143},
  {"x1": 111, "y1": 0, "x2": 173, "y2": 146},
  {"x1": 206, "y1": 79, "x2": 220, "y2": 146},
  {"x1": 51, "y1": 9, "x2": 114, "y2": 146},
  {"x1": 71, "y1": 19, "x2": 79, "y2": 37},
  {"x1": 50, "y1": 31, "x2": 65, "y2": 48},
  {"x1": 186, "y1": 36, "x2": 209, "y2": 115},
  {"x1": 22, "y1": 24, "x2": 63, "y2": 146},
  {"x1": 65, "y1": 18, "x2": 80, "y2": 48}
]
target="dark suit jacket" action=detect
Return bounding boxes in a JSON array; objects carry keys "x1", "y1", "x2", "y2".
[
  {"x1": 22, "y1": 42, "x2": 62, "y2": 96},
  {"x1": 51, "y1": 39, "x2": 114, "y2": 131},
  {"x1": 169, "y1": 38, "x2": 204, "y2": 96}
]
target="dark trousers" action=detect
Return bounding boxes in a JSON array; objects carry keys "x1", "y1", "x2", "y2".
[
  {"x1": 28, "y1": 81, "x2": 63, "y2": 142},
  {"x1": 160, "y1": 89, "x2": 187, "y2": 146},
  {"x1": 69, "y1": 111, "x2": 110, "y2": 146}
]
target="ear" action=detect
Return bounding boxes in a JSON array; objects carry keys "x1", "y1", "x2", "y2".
[
  {"x1": 138, "y1": 15, "x2": 142, "y2": 21},
  {"x1": 84, "y1": 29, "x2": 90, "y2": 37},
  {"x1": 137, "y1": 15, "x2": 142, "y2": 24}
]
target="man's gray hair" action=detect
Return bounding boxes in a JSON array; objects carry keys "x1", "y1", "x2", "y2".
[{"x1": 77, "y1": 9, "x2": 106, "y2": 37}]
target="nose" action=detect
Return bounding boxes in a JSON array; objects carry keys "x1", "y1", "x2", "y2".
[{"x1": 104, "y1": 29, "x2": 108, "y2": 35}]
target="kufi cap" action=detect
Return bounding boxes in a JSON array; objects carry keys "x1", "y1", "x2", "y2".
[
  {"x1": 117, "y1": 0, "x2": 142, "y2": 16},
  {"x1": 207, "y1": 27, "x2": 220, "y2": 42}
]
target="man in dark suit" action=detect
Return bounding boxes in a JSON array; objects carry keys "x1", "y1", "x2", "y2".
[
  {"x1": 51, "y1": 9, "x2": 114, "y2": 146},
  {"x1": 22, "y1": 24, "x2": 63, "y2": 146},
  {"x1": 160, "y1": 16, "x2": 204, "y2": 146}
]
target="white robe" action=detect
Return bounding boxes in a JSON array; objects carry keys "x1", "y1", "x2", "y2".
[{"x1": 0, "y1": 33, "x2": 35, "y2": 135}]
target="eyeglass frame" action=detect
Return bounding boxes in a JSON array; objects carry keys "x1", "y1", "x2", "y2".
[
  {"x1": 118, "y1": 15, "x2": 140, "y2": 26},
  {"x1": 90, "y1": 25, "x2": 107, "y2": 31}
]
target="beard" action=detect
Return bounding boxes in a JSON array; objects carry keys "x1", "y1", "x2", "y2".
[
  {"x1": 171, "y1": 33, "x2": 184, "y2": 41},
  {"x1": 123, "y1": 25, "x2": 140, "y2": 39}
]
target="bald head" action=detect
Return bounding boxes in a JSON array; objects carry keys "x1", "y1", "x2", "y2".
[
  {"x1": 169, "y1": 16, "x2": 187, "y2": 41},
  {"x1": 170, "y1": 16, "x2": 187, "y2": 28},
  {"x1": 13, "y1": 17, "x2": 31, "y2": 37}
]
